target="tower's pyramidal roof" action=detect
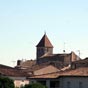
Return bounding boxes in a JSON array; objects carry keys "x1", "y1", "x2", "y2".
[{"x1": 36, "y1": 34, "x2": 53, "y2": 48}]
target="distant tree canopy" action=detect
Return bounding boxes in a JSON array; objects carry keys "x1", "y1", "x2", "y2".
[
  {"x1": 22, "y1": 83, "x2": 47, "y2": 88},
  {"x1": 0, "y1": 76, "x2": 15, "y2": 88}
]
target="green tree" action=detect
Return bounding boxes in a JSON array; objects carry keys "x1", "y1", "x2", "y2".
[
  {"x1": 0, "y1": 77, "x2": 15, "y2": 88},
  {"x1": 23, "y1": 83, "x2": 47, "y2": 88}
]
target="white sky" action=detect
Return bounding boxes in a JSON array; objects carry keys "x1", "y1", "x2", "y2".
[{"x1": 0, "y1": 0, "x2": 88, "y2": 66}]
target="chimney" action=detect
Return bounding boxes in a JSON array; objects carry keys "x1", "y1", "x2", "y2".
[{"x1": 17, "y1": 60, "x2": 22, "y2": 66}]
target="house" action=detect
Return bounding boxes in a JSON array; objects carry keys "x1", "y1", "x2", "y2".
[
  {"x1": 0, "y1": 64, "x2": 29, "y2": 88},
  {"x1": 16, "y1": 33, "x2": 80, "y2": 70},
  {"x1": 1, "y1": 33, "x2": 85, "y2": 88},
  {"x1": 28, "y1": 58, "x2": 88, "y2": 88},
  {"x1": 15, "y1": 34, "x2": 86, "y2": 88}
]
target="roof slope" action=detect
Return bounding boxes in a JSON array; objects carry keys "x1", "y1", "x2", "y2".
[
  {"x1": 0, "y1": 64, "x2": 30, "y2": 77},
  {"x1": 26, "y1": 61, "x2": 64, "y2": 71},
  {"x1": 15, "y1": 60, "x2": 36, "y2": 69},
  {"x1": 29, "y1": 67, "x2": 88, "y2": 78},
  {"x1": 36, "y1": 34, "x2": 53, "y2": 47}
]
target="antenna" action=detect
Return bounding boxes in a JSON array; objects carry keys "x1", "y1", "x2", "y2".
[
  {"x1": 44, "y1": 30, "x2": 46, "y2": 35},
  {"x1": 76, "y1": 50, "x2": 81, "y2": 60}
]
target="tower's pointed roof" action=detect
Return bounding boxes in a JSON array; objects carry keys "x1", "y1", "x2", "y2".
[{"x1": 36, "y1": 34, "x2": 53, "y2": 47}]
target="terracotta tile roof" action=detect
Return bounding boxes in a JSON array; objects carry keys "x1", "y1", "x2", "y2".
[
  {"x1": 73, "y1": 58, "x2": 88, "y2": 64},
  {"x1": 59, "y1": 67, "x2": 88, "y2": 77},
  {"x1": 29, "y1": 71, "x2": 59, "y2": 78},
  {"x1": 25, "y1": 61, "x2": 64, "y2": 72},
  {"x1": 29, "y1": 67, "x2": 88, "y2": 78},
  {"x1": 40, "y1": 53, "x2": 70, "y2": 59},
  {"x1": 36, "y1": 34, "x2": 53, "y2": 47},
  {"x1": 23, "y1": 62, "x2": 51, "y2": 72},
  {"x1": 0, "y1": 64, "x2": 30, "y2": 77},
  {"x1": 15, "y1": 60, "x2": 36, "y2": 69}
]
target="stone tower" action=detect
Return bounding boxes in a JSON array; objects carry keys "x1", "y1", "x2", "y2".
[{"x1": 36, "y1": 34, "x2": 53, "y2": 63}]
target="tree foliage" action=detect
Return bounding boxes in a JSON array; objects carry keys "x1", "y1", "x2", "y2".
[
  {"x1": 23, "y1": 83, "x2": 47, "y2": 88},
  {"x1": 0, "y1": 76, "x2": 15, "y2": 88}
]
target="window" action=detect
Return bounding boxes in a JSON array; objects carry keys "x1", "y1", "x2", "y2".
[
  {"x1": 67, "y1": 82, "x2": 71, "y2": 88},
  {"x1": 50, "y1": 81, "x2": 59, "y2": 88},
  {"x1": 79, "y1": 82, "x2": 83, "y2": 88}
]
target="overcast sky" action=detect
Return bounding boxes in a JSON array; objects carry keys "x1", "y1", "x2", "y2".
[{"x1": 0, "y1": 0, "x2": 88, "y2": 66}]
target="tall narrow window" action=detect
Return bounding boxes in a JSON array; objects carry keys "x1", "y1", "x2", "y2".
[
  {"x1": 67, "y1": 82, "x2": 71, "y2": 88},
  {"x1": 79, "y1": 82, "x2": 83, "y2": 88}
]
